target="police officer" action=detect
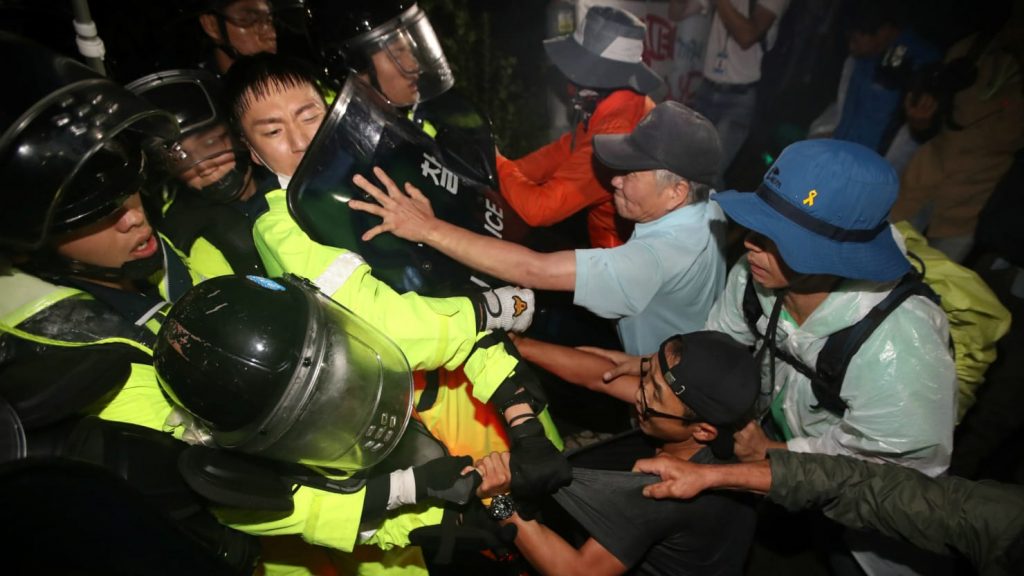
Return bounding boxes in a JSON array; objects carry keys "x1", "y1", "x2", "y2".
[
  {"x1": 305, "y1": 0, "x2": 454, "y2": 111},
  {"x1": 198, "y1": 0, "x2": 279, "y2": 74},
  {"x1": 127, "y1": 68, "x2": 265, "y2": 277}
]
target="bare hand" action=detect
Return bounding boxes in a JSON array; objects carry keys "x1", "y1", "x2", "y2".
[
  {"x1": 732, "y1": 420, "x2": 783, "y2": 462},
  {"x1": 576, "y1": 346, "x2": 643, "y2": 382},
  {"x1": 465, "y1": 451, "x2": 513, "y2": 499},
  {"x1": 349, "y1": 166, "x2": 437, "y2": 243},
  {"x1": 632, "y1": 454, "x2": 709, "y2": 499}
]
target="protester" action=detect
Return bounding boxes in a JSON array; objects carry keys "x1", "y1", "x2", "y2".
[
  {"x1": 494, "y1": 5, "x2": 661, "y2": 248},
  {"x1": 351, "y1": 101, "x2": 725, "y2": 355},
  {"x1": 472, "y1": 332, "x2": 760, "y2": 576},
  {"x1": 635, "y1": 450, "x2": 1024, "y2": 576}
]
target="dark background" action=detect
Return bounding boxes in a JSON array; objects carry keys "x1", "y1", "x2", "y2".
[{"x1": 1, "y1": 0, "x2": 1003, "y2": 160}]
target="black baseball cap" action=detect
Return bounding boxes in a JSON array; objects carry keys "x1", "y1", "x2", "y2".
[
  {"x1": 593, "y1": 101, "x2": 721, "y2": 186},
  {"x1": 657, "y1": 331, "x2": 758, "y2": 428}
]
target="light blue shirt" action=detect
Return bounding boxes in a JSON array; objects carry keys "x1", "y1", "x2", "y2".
[{"x1": 574, "y1": 200, "x2": 727, "y2": 355}]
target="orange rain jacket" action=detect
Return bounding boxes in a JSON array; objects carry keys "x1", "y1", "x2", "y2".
[{"x1": 496, "y1": 90, "x2": 656, "y2": 248}]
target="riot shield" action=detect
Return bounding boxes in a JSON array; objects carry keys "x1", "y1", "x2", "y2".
[{"x1": 287, "y1": 75, "x2": 533, "y2": 297}]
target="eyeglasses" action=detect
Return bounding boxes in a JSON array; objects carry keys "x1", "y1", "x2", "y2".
[
  {"x1": 638, "y1": 357, "x2": 696, "y2": 423},
  {"x1": 220, "y1": 9, "x2": 274, "y2": 30}
]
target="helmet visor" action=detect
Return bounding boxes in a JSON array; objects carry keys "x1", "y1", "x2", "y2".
[
  {"x1": 164, "y1": 124, "x2": 254, "y2": 203},
  {"x1": 352, "y1": 6, "x2": 453, "y2": 105},
  {"x1": 228, "y1": 276, "x2": 414, "y2": 471},
  {"x1": 0, "y1": 78, "x2": 177, "y2": 250}
]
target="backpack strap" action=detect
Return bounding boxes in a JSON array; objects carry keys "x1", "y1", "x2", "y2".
[
  {"x1": 741, "y1": 274, "x2": 765, "y2": 338},
  {"x1": 811, "y1": 273, "x2": 938, "y2": 415},
  {"x1": 744, "y1": 268, "x2": 940, "y2": 417}
]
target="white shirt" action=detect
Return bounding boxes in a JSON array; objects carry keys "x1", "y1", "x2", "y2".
[{"x1": 702, "y1": 0, "x2": 790, "y2": 84}]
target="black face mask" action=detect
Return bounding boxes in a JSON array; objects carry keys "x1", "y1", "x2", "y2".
[
  {"x1": 194, "y1": 166, "x2": 253, "y2": 204},
  {"x1": 569, "y1": 87, "x2": 609, "y2": 151},
  {"x1": 571, "y1": 88, "x2": 603, "y2": 119}
]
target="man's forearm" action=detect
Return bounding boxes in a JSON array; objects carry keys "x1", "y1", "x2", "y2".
[
  {"x1": 515, "y1": 337, "x2": 638, "y2": 404},
  {"x1": 422, "y1": 218, "x2": 576, "y2": 291},
  {"x1": 704, "y1": 459, "x2": 773, "y2": 494},
  {"x1": 505, "y1": 514, "x2": 603, "y2": 576}
]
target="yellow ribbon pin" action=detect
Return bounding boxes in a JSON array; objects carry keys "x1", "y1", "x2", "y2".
[{"x1": 802, "y1": 189, "x2": 817, "y2": 206}]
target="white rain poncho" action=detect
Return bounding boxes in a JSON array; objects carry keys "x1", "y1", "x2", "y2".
[{"x1": 706, "y1": 259, "x2": 956, "y2": 477}]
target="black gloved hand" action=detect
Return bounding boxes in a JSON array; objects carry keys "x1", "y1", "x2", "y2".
[
  {"x1": 409, "y1": 503, "x2": 519, "y2": 566},
  {"x1": 508, "y1": 419, "x2": 571, "y2": 502},
  {"x1": 413, "y1": 455, "x2": 480, "y2": 506}
]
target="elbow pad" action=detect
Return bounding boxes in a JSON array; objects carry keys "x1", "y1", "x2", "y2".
[{"x1": 476, "y1": 332, "x2": 548, "y2": 416}]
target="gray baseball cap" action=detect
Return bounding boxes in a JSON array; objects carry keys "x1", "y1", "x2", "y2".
[
  {"x1": 543, "y1": 5, "x2": 661, "y2": 94},
  {"x1": 592, "y1": 101, "x2": 722, "y2": 186}
]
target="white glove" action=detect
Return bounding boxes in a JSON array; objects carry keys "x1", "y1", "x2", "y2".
[{"x1": 481, "y1": 286, "x2": 535, "y2": 333}]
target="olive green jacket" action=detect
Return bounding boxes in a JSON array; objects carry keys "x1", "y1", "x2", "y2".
[{"x1": 768, "y1": 450, "x2": 1024, "y2": 575}]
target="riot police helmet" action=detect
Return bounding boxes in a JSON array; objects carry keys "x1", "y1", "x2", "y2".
[
  {"x1": 127, "y1": 69, "x2": 255, "y2": 204},
  {"x1": 305, "y1": 0, "x2": 453, "y2": 106},
  {"x1": 153, "y1": 274, "x2": 414, "y2": 471},
  {"x1": 0, "y1": 32, "x2": 178, "y2": 252}
]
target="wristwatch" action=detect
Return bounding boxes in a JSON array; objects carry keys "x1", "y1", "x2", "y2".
[{"x1": 487, "y1": 493, "x2": 516, "y2": 521}]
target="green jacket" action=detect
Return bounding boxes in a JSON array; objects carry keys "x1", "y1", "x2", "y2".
[{"x1": 768, "y1": 450, "x2": 1024, "y2": 575}]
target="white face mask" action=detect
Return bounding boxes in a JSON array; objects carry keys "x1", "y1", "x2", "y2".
[
  {"x1": 249, "y1": 146, "x2": 292, "y2": 191},
  {"x1": 276, "y1": 173, "x2": 292, "y2": 190}
]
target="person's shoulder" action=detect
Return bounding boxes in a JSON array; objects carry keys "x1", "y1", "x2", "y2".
[{"x1": 591, "y1": 90, "x2": 651, "y2": 129}]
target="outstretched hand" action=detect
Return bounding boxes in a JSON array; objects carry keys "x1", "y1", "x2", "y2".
[
  {"x1": 349, "y1": 166, "x2": 437, "y2": 243},
  {"x1": 576, "y1": 346, "x2": 643, "y2": 382},
  {"x1": 632, "y1": 454, "x2": 710, "y2": 500}
]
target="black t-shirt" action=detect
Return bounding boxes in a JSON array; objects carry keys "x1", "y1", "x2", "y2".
[{"x1": 554, "y1": 438, "x2": 756, "y2": 576}]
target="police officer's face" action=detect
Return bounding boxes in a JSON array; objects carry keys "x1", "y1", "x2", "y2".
[
  {"x1": 55, "y1": 193, "x2": 157, "y2": 268},
  {"x1": 743, "y1": 231, "x2": 795, "y2": 289},
  {"x1": 206, "y1": 0, "x2": 277, "y2": 57},
  {"x1": 178, "y1": 125, "x2": 250, "y2": 194},
  {"x1": 241, "y1": 82, "x2": 326, "y2": 178},
  {"x1": 368, "y1": 36, "x2": 421, "y2": 107},
  {"x1": 610, "y1": 170, "x2": 686, "y2": 224}
]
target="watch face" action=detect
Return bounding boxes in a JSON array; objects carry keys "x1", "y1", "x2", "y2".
[{"x1": 488, "y1": 494, "x2": 515, "y2": 521}]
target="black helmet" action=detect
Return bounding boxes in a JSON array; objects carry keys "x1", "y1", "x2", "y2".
[
  {"x1": 0, "y1": 32, "x2": 178, "y2": 251},
  {"x1": 154, "y1": 274, "x2": 414, "y2": 471},
  {"x1": 127, "y1": 69, "x2": 254, "y2": 204},
  {"x1": 306, "y1": 0, "x2": 453, "y2": 106}
]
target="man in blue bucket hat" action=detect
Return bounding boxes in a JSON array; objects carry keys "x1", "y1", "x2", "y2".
[{"x1": 706, "y1": 139, "x2": 956, "y2": 575}]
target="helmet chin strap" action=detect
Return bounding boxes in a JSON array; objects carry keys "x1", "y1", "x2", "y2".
[
  {"x1": 24, "y1": 241, "x2": 166, "y2": 285},
  {"x1": 363, "y1": 61, "x2": 420, "y2": 111},
  {"x1": 214, "y1": 15, "x2": 241, "y2": 61}
]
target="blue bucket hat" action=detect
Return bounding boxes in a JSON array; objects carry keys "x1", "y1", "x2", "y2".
[{"x1": 713, "y1": 139, "x2": 910, "y2": 282}]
